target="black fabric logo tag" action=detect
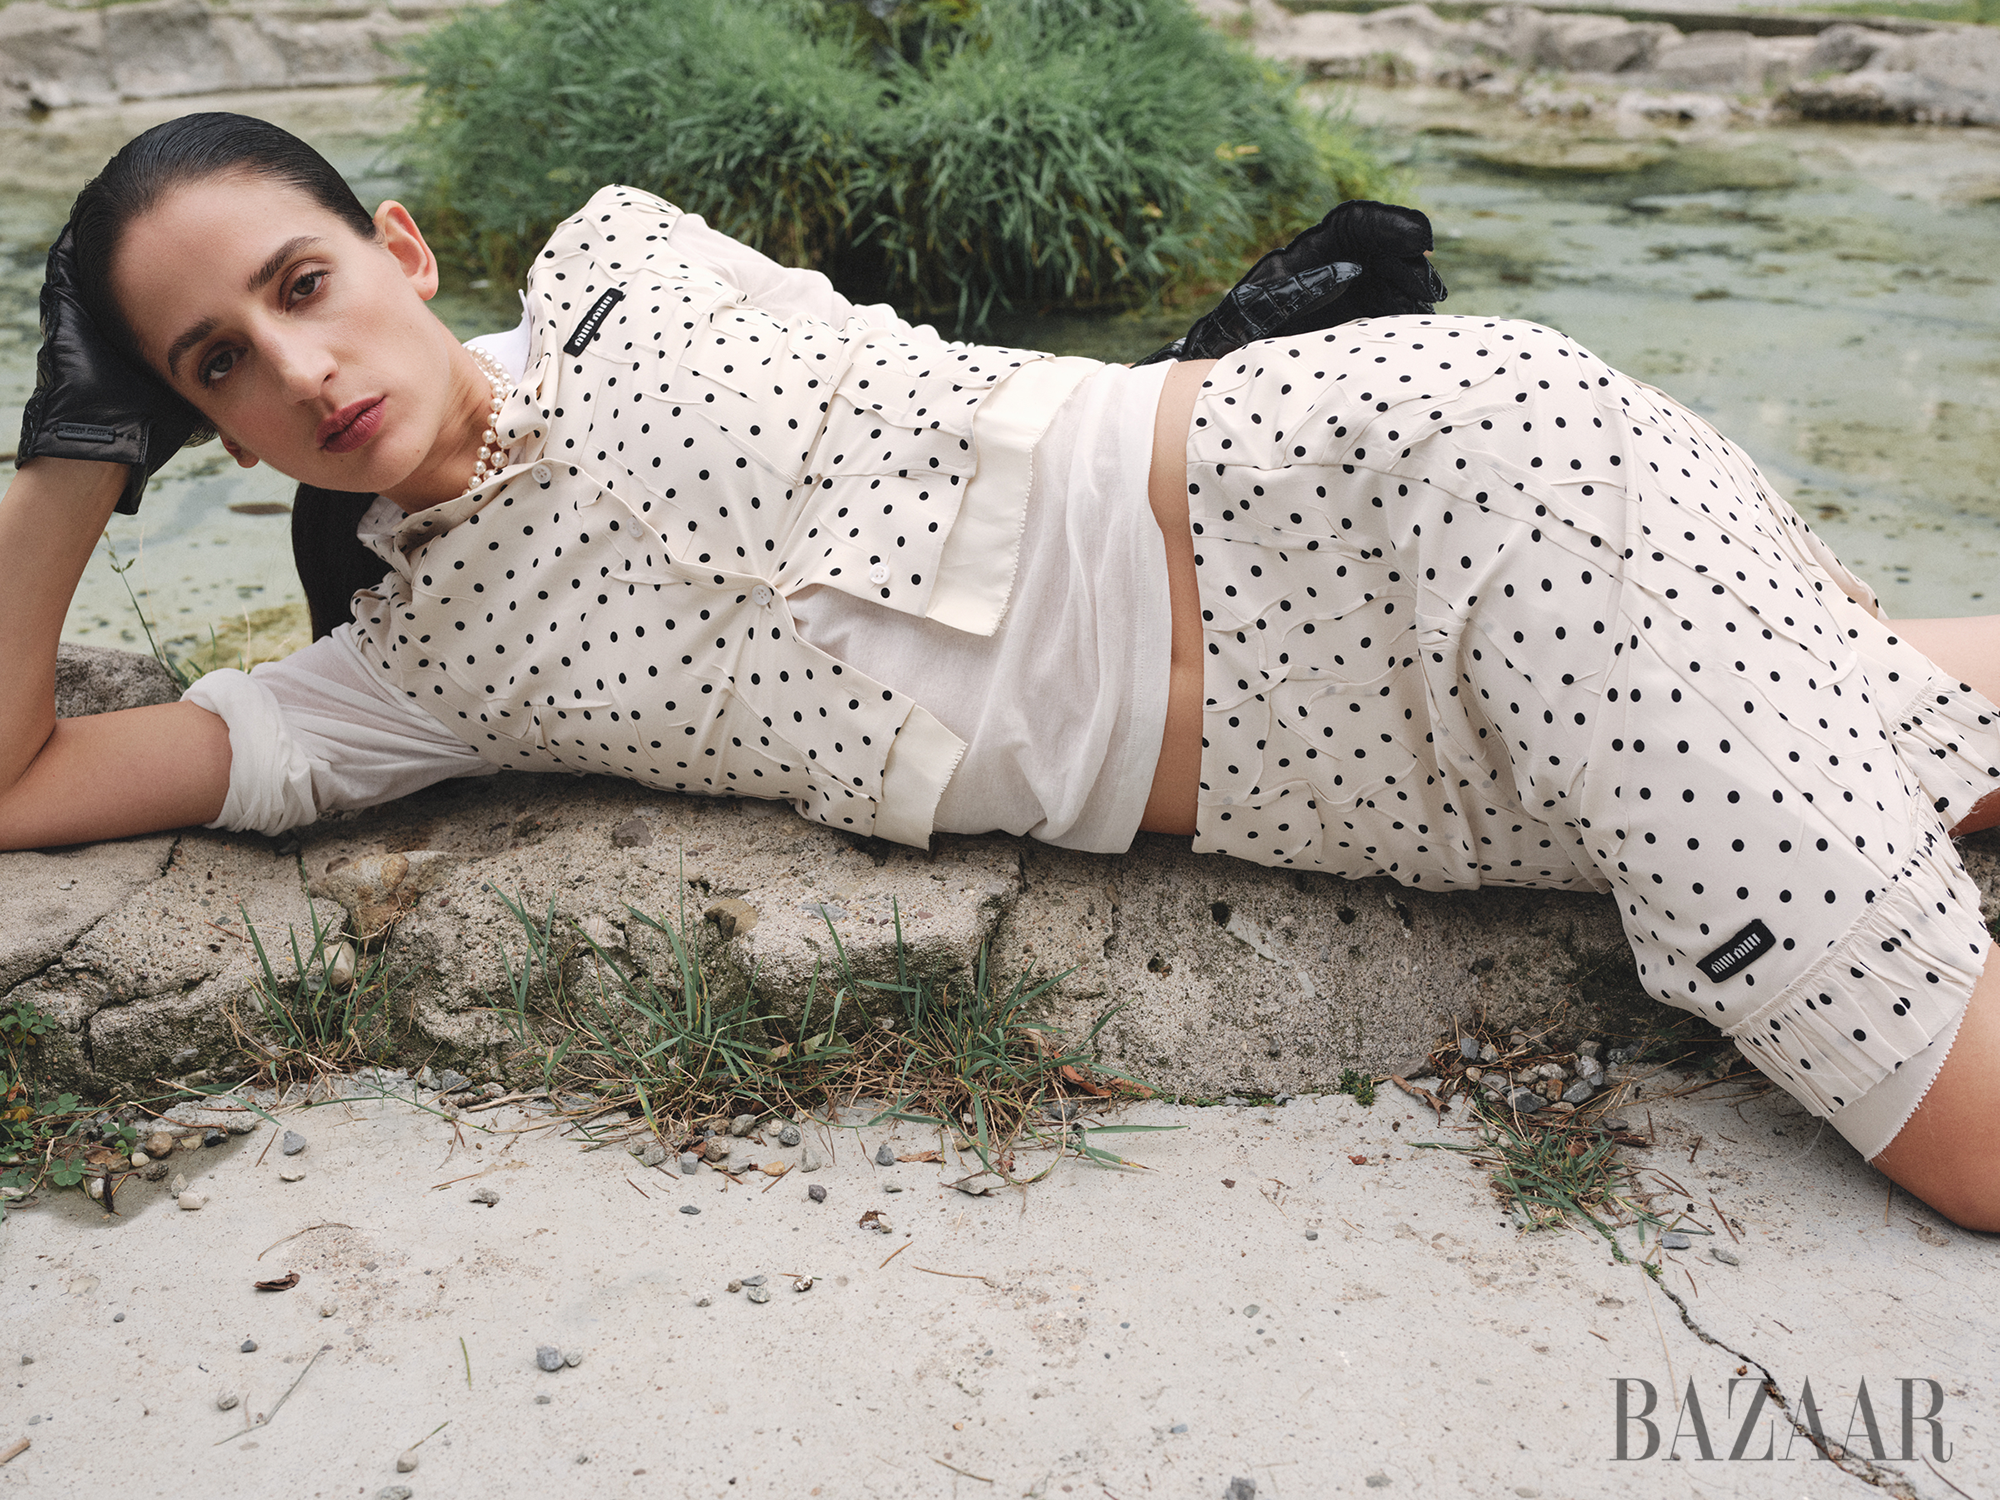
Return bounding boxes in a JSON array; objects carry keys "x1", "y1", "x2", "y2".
[
  {"x1": 562, "y1": 288, "x2": 626, "y2": 356},
  {"x1": 55, "y1": 422, "x2": 117, "y2": 443},
  {"x1": 1698, "y1": 919, "x2": 1775, "y2": 983}
]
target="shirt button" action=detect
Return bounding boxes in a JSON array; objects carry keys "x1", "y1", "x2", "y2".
[
  {"x1": 868, "y1": 564, "x2": 890, "y2": 585},
  {"x1": 751, "y1": 585, "x2": 774, "y2": 607},
  {"x1": 531, "y1": 464, "x2": 553, "y2": 486}
]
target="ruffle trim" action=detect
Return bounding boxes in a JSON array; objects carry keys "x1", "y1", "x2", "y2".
[
  {"x1": 1727, "y1": 826, "x2": 1986, "y2": 1117},
  {"x1": 1887, "y1": 671, "x2": 2000, "y2": 829}
]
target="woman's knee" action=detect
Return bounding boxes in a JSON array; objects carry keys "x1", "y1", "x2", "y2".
[{"x1": 1871, "y1": 955, "x2": 2000, "y2": 1232}]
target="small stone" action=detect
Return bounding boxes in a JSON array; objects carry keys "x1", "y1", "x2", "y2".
[
  {"x1": 279, "y1": 1168, "x2": 306, "y2": 1183},
  {"x1": 1560, "y1": 1080, "x2": 1597, "y2": 1105},
  {"x1": 1305, "y1": 1230, "x2": 1319, "y2": 1241},
  {"x1": 730, "y1": 1114, "x2": 757, "y2": 1137},
  {"x1": 800, "y1": 1142, "x2": 828, "y2": 1173},
  {"x1": 1710, "y1": 1246, "x2": 1740, "y2": 1266},
  {"x1": 227, "y1": 1117, "x2": 259, "y2": 1136},
  {"x1": 395, "y1": 1450, "x2": 418, "y2": 1473},
  {"x1": 1603, "y1": 1118, "x2": 1632, "y2": 1132},
  {"x1": 178, "y1": 1192, "x2": 206, "y2": 1211},
  {"x1": 635, "y1": 1141, "x2": 667, "y2": 1168},
  {"x1": 778, "y1": 1124, "x2": 801, "y2": 1148},
  {"x1": 793, "y1": 1277, "x2": 814, "y2": 1293},
  {"x1": 281, "y1": 1131, "x2": 307, "y2": 1157},
  {"x1": 1224, "y1": 1480, "x2": 1258, "y2": 1500},
  {"x1": 328, "y1": 942, "x2": 357, "y2": 989},
  {"x1": 1506, "y1": 1088, "x2": 1546, "y2": 1113},
  {"x1": 742, "y1": 1274, "x2": 766, "y2": 1287},
  {"x1": 702, "y1": 1138, "x2": 730, "y2": 1163},
  {"x1": 679, "y1": 1204, "x2": 700, "y2": 1216},
  {"x1": 378, "y1": 1488, "x2": 414, "y2": 1500},
  {"x1": 1365, "y1": 1477, "x2": 1392, "y2": 1490},
  {"x1": 202, "y1": 1129, "x2": 226, "y2": 1148},
  {"x1": 1242, "y1": 1304, "x2": 1260, "y2": 1318},
  {"x1": 535, "y1": 1345, "x2": 563, "y2": 1372},
  {"x1": 240, "y1": 1339, "x2": 258, "y2": 1353},
  {"x1": 129, "y1": 1151, "x2": 150, "y2": 1167},
  {"x1": 874, "y1": 1142, "x2": 896, "y2": 1167},
  {"x1": 563, "y1": 1349, "x2": 583, "y2": 1368},
  {"x1": 145, "y1": 1132, "x2": 175, "y2": 1158},
  {"x1": 884, "y1": 1183, "x2": 904, "y2": 1194},
  {"x1": 169, "y1": 1172, "x2": 188, "y2": 1196},
  {"x1": 1169, "y1": 1423, "x2": 1187, "y2": 1434},
  {"x1": 610, "y1": 815, "x2": 653, "y2": 848},
  {"x1": 470, "y1": 1186, "x2": 500, "y2": 1206},
  {"x1": 436, "y1": 1069, "x2": 471, "y2": 1093},
  {"x1": 176, "y1": 1135, "x2": 202, "y2": 1153},
  {"x1": 746, "y1": 1286, "x2": 771, "y2": 1305},
  {"x1": 1464, "y1": 1066, "x2": 1484, "y2": 1083},
  {"x1": 808, "y1": 1184, "x2": 827, "y2": 1204},
  {"x1": 1661, "y1": 1231, "x2": 1692, "y2": 1250},
  {"x1": 679, "y1": 1153, "x2": 700, "y2": 1175},
  {"x1": 18, "y1": 1355, "x2": 30, "y2": 1366},
  {"x1": 726, "y1": 1279, "x2": 743, "y2": 1293},
  {"x1": 694, "y1": 1297, "x2": 712, "y2": 1308},
  {"x1": 1457, "y1": 1035, "x2": 1481, "y2": 1061},
  {"x1": 86, "y1": 1177, "x2": 104, "y2": 1200},
  {"x1": 319, "y1": 1303, "x2": 338, "y2": 1318},
  {"x1": 1040, "y1": 1098, "x2": 1082, "y2": 1123},
  {"x1": 112, "y1": 1311, "x2": 124, "y2": 1323},
  {"x1": 534, "y1": 1394, "x2": 551, "y2": 1405},
  {"x1": 216, "y1": 1392, "x2": 238, "y2": 1411}
]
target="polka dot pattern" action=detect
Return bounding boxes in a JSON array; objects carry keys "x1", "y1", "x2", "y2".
[
  {"x1": 348, "y1": 185, "x2": 1046, "y2": 841},
  {"x1": 1185, "y1": 316, "x2": 1999, "y2": 1118}
]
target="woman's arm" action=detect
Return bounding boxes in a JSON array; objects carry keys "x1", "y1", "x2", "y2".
[{"x1": 0, "y1": 457, "x2": 229, "y2": 850}]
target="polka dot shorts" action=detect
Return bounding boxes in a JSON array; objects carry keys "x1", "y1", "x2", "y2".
[{"x1": 1184, "y1": 316, "x2": 2000, "y2": 1135}]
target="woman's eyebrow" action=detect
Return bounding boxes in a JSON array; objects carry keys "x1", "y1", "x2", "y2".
[{"x1": 165, "y1": 235, "x2": 325, "y2": 377}]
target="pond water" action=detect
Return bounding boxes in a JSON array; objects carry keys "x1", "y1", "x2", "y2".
[{"x1": 12, "y1": 83, "x2": 2000, "y2": 669}]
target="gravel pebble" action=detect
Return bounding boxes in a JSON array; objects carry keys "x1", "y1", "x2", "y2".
[
  {"x1": 378, "y1": 1489, "x2": 414, "y2": 1500},
  {"x1": 742, "y1": 1274, "x2": 766, "y2": 1287},
  {"x1": 281, "y1": 1131, "x2": 307, "y2": 1157},
  {"x1": 702, "y1": 1139, "x2": 730, "y2": 1163},
  {"x1": 320, "y1": 1303, "x2": 339, "y2": 1318},
  {"x1": 800, "y1": 1142, "x2": 828, "y2": 1173},
  {"x1": 535, "y1": 1345, "x2": 563, "y2": 1372},
  {"x1": 563, "y1": 1349, "x2": 584, "y2": 1368},
  {"x1": 778, "y1": 1124, "x2": 801, "y2": 1148},
  {"x1": 395, "y1": 1450, "x2": 418, "y2": 1473},
  {"x1": 1225, "y1": 1479, "x2": 1258, "y2": 1500},
  {"x1": 635, "y1": 1141, "x2": 667, "y2": 1168},
  {"x1": 1560, "y1": 1080, "x2": 1597, "y2": 1105},
  {"x1": 874, "y1": 1142, "x2": 896, "y2": 1167},
  {"x1": 731, "y1": 1114, "x2": 757, "y2": 1137},
  {"x1": 1305, "y1": 1230, "x2": 1319, "y2": 1241},
  {"x1": 202, "y1": 1129, "x2": 226, "y2": 1148},
  {"x1": 1710, "y1": 1246, "x2": 1740, "y2": 1266},
  {"x1": 112, "y1": 1311, "x2": 124, "y2": 1323},
  {"x1": 216, "y1": 1392, "x2": 239, "y2": 1411},
  {"x1": 240, "y1": 1339, "x2": 258, "y2": 1354},
  {"x1": 534, "y1": 1394, "x2": 551, "y2": 1405},
  {"x1": 808, "y1": 1184, "x2": 828, "y2": 1204},
  {"x1": 178, "y1": 1192, "x2": 205, "y2": 1211},
  {"x1": 470, "y1": 1186, "x2": 500, "y2": 1206},
  {"x1": 679, "y1": 1205, "x2": 700, "y2": 1216},
  {"x1": 695, "y1": 1297, "x2": 712, "y2": 1308},
  {"x1": 1506, "y1": 1088, "x2": 1546, "y2": 1113},
  {"x1": 279, "y1": 1168, "x2": 306, "y2": 1183},
  {"x1": 679, "y1": 1153, "x2": 701, "y2": 1175},
  {"x1": 746, "y1": 1286, "x2": 771, "y2": 1305},
  {"x1": 1661, "y1": 1231, "x2": 1692, "y2": 1250}
]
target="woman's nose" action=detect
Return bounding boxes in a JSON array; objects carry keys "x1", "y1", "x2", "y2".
[{"x1": 266, "y1": 328, "x2": 336, "y2": 401}]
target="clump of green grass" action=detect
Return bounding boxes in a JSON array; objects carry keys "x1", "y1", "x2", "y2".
[
  {"x1": 1335, "y1": 1067, "x2": 1377, "y2": 1106},
  {"x1": 478, "y1": 884, "x2": 1167, "y2": 1184},
  {"x1": 233, "y1": 902, "x2": 397, "y2": 1079},
  {"x1": 397, "y1": 0, "x2": 1393, "y2": 325}
]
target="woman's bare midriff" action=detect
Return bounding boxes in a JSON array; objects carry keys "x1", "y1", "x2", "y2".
[{"x1": 1138, "y1": 358, "x2": 1217, "y2": 836}]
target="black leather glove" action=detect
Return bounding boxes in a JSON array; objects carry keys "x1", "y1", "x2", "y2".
[
  {"x1": 1138, "y1": 200, "x2": 1448, "y2": 365},
  {"x1": 16, "y1": 223, "x2": 213, "y2": 515}
]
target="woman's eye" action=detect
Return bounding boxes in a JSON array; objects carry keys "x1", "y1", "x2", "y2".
[
  {"x1": 198, "y1": 348, "x2": 239, "y2": 387},
  {"x1": 287, "y1": 269, "x2": 327, "y2": 304}
]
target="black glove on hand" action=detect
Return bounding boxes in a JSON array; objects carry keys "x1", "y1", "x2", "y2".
[
  {"x1": 1138, "y1": 200, "x2": 1448, "y2": 365},
  {"x1": 16, "y1": 223, "x2": 213, "y2": 515}
]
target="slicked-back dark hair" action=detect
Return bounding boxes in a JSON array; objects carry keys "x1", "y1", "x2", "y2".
[
  {"x1": 70, "y1": 111, "x2": 379, "y2": 368},
  {"x1": 70, "y1": 112, "x2": 390, "y2": 639}
]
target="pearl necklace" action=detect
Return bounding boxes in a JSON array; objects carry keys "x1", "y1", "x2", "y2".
[{"x1": 465, "y1": 345, "x2": 510, "y2": 491}]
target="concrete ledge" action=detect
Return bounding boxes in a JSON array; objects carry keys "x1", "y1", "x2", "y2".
[{"x1": 14, "y1": 648, "x2": 2000, "y2": 1100}]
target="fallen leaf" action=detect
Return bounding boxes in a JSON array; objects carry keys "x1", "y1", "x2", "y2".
[
  {"x1": 1058, "y1": 1065, "x2": 1115, "y2": 1099},
  {"x1": 1390, "y1": 1075, "x2": 1444, "y2": 1114},
  {"x1": 253, "y1": 1272, "x2": 300, "y2": 1292},
  {"x1": 1347, "y1": 1155, "x2": 1368, "y2": 1166},
  {"x1": 858, "y1": 1209, "x2": 884, "y2": 1229},
  {"x1": 896, "y1": 1150, "x2": 942, "y2": 1164}
]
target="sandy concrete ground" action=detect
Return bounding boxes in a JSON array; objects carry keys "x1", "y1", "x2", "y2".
[{"x1": 1, "y1": 1073, "x2": 1991, "y2": 1500}]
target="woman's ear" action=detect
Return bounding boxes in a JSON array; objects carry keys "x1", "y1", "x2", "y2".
[
  {"x1": 220, "y1": 434, "x2": 260, "y2": 470},
  {"x1": 374, "y1": 200, "x2": 441, "y2": 303}
]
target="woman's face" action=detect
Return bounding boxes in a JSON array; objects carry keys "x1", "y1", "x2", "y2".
[{"x1": 111, "y1": 171, "x2": 475, "y2": 506}]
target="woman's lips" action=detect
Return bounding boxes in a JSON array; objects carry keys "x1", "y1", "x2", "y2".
[{"x1": 318, "y1": 397, "x2": 385, "y2": 454}]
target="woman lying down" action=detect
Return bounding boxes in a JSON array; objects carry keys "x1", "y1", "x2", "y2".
[{"x1": 2, "y1": 114, "x2": 1993, "y2": 1228}]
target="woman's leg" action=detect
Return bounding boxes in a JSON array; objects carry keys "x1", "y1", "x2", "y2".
[{"x1": 1872, "y1": 946, "x2": 2000, "y2": 1230}]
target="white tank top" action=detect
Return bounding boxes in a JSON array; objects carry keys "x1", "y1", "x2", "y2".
[{"x1": 790, "y1": 361, "x2": 1173, "y2": 851}]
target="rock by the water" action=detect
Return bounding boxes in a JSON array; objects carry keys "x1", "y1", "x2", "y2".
[{"x1": 54, "y1": 644, "x2": 178, "y2": 719}]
